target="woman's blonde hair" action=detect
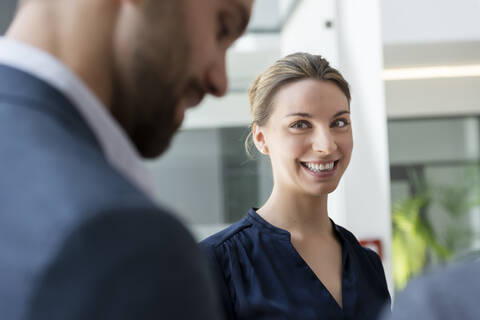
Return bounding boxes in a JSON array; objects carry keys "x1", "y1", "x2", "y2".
[{"x1": 245, "y1": 52, "x2": 351, "y2": 156}]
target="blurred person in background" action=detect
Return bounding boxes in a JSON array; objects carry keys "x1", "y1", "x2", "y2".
[
  {"x1": 201, "y1": 52, "x2": 391, "y2": 320},
  {"x1": 0, "y1": 0, "x2": 253, "y2": 319},
  {"x1": 382, "y1": 260, "x2": 480, "y2": 320}
]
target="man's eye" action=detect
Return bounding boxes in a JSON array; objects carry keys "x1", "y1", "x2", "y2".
[
  {"x1": 290, "y1": 121, "x2": 310, "y2": 129},
  {"x1": 217, "y1": 13, "x2": 233, "y2": 40}
]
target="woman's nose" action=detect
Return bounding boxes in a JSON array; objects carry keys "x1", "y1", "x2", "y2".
[{"x1": 312, "y1": 128, "x2": 338, "y2": 154}]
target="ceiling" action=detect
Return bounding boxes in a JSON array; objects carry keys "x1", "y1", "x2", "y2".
[{"x1": 246, "y1": 0, "x2": 300, "y2": 33}]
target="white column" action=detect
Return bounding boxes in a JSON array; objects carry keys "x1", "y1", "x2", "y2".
[{"x1": 336, "y1": 0, "x2": 393, "y2": 293}]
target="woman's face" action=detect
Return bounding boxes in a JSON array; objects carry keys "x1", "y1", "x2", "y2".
[{"x1": 254, "y1": 79, "x2": 353, "y2": 197}]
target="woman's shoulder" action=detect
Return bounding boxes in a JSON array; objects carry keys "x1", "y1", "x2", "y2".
[
  {"x1": 200, "y1": 215, "x2": 254, "y2": 252},
  {"x1": 334, "y1": 224, "x2": 361, "y2": 248},
  {"x1": 334, "y1": 224, "x2": 383, "y2": 265}
]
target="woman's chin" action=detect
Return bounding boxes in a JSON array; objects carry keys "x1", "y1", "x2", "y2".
[{"x1": 298, "y1": 182, "x2": 340, "y2": 198}]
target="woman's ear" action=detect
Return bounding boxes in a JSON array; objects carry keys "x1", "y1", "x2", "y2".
[{"x1": 253, "y1": 124, "x2": 269, "y2": 155}]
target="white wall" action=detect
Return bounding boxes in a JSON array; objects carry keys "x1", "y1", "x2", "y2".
[
  {"x1": 281, "y1": 0, "x2": 338, "y2": 64},
  {"x1": 381, "y1": 0, "x2": 480, "y2": 120},
  {"x1": 386, "y1": 77, "x2": 480, "y2": 119},
  {"x1": 183, "y1": 93, "x2": 251, "y2": 129},
  {"x1": 382, "y1": 0, "x2": 480, "y2": 44}
]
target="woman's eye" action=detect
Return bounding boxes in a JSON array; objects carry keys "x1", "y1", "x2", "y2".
[
  {"x1": 332, "y1": 118, "x2": 350, "y2": 128},
  {"x1": 290, "y1": 121, "x2": 310, "y2": 129}
]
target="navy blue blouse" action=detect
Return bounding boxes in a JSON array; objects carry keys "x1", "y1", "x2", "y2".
[{"x1": 201, "y1": 208, "x2": 391, "y2": 320}]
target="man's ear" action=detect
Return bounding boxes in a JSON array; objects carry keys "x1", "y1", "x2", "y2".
[{"x1": 252, "y1": 124, "x2": 269, "y2": 155}]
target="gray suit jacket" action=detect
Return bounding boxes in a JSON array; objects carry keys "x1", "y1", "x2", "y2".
[
  {"x1": 0, "y1": 64, "x2": 222, "y2": 319},
  {"x1": 383, "y1": 261, "x2": 480, "y2": 320}
]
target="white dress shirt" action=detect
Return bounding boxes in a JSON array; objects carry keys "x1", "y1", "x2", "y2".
[{"x1": 0, "y1": 37, "x2": 157, "y2": 199}]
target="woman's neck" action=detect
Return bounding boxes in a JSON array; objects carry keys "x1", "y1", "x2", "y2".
[{"x1": 257, "y1": 185, "x2": 333, "y2": 238}]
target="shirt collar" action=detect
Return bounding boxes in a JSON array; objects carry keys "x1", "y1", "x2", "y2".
[{"x1": 0, "y1": 37, "x2": 157, "y2": 200}]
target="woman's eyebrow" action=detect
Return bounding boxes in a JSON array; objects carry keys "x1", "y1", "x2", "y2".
[
  {"x1": 285, "y1": 110, "x2": 350, "y2": 119},
  {"x1": 331, "y1": 110, "x2": 350, "y2": 119},
  {"x1": 285, "y1": 112, "x2": 312, "y2": 118}
]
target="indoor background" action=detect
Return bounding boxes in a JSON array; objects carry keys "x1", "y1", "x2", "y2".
[{"x1": 2, "y1": 0, "x2": 480, "y2": 296}]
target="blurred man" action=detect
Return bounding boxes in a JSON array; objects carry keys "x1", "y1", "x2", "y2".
[
  {"x1": 382, "y1": 260, "x2": 480, "y2": 319},
  {"x1": 0, "y1": 0, "x2": 253, "y2": 319}
]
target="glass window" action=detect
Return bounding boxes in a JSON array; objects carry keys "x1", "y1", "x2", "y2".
[
  {"x1": 145, "y1": 126, "x2": 273, "y2": 240},
  {"x1": 388, "y1": 117, "x2": 480, "y2": 290}
]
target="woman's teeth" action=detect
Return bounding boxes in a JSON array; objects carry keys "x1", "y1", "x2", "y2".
[{"x1": 303, "y1": 161, "x2": 336, "y2": 172}]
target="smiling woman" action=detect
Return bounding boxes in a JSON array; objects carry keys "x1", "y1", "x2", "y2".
[
  {"x1": 201, "y1": 53, "x2": 391, "y2": 320},
  {"x1": 256, "y1": 78, "x2": 352, "y2": 197}
]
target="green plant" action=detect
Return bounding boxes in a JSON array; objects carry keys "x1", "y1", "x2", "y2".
[
  {"x1": 392, "y1": 194, "x2": 451, "y2": 290},
  {"x1": 392, "y1": 165, "x2": 480, "y2": 290},
  {"x1": 431, "y1": 165, "x2": 480, "y2": 253}
]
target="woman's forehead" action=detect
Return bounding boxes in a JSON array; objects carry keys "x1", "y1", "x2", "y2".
[{"x1": 270, "y1": 80, "x2": 349, "y2": 118}]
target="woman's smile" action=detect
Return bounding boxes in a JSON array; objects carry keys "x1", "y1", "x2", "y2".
[{"x1": 300, "y1": 160, "x2": 340, "y2": 179}]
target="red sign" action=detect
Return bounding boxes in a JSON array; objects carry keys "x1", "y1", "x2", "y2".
[{"x1": 359, "y1": 239, "x2": 383, "y2": 260}]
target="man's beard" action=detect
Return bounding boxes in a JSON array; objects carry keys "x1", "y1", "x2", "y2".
[
  {"x1": 110, "y1": 5, "x2": 192, "y2": 158},
  {"x1": 110, "y1": 57, "x2": 185, "y2": 158}
]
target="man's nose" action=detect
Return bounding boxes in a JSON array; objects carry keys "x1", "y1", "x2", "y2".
[{"x1": 205, "y1": 53, "x2": 228, "y2": 97}]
